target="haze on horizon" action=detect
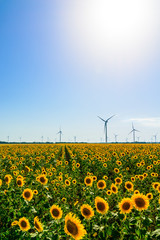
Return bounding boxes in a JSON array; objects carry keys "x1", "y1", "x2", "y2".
[{"x1": 0, "y1": 0, "x2": 160, "y2": 143}]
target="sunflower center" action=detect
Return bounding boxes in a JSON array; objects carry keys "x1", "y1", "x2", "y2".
[
  {"x1": 116, "y1": 179, "x2": 121, "y2": 183},
  {"x1": 97, "y1": 202, "x2": 105, "y2": 211},
  {"x1": 135, "y1": 197, "x2": 145, "y2": 207},
  {"x1": 112, "y1": 187, "x2": 117, "y2": 192},
  {"x1": 24, "y1": 191, "x2": 31, "y2": 198},
  {"x1": 67, "y1": 220, "x2": 78, "y2": 235},
  {"x1": 17, "y1": 180, "x2": 22, "y2": 185},
  {"x1": 21, "y1": 220, "x2": 27, "y2": 228},
  {"x1": 122, "y1": 202, "x2": 130, "y2": 210},
  {"x1": 82, "y1": 208, "x2": 91, "y2": 216},
  {"x1": 86, "y1": 178, "x2": 91, "y2": 184},
  {"x1": 5, "y1": 177, "x2": 9, "y2": 183},
  {"x1": 98, "y1": 182, "x2": 104, "y2": 188},
  {"x1": 52, "y1": 209, "x2": 59, "y2": 217},
  {"x1": 40, "y1": 177, "x2": 45, "y2": 183},
  {"x1": 126, "y1": 184, "x2": 132, "y2": 189}
]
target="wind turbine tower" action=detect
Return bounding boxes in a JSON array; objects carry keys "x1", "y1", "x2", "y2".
[
  {"x1": 153, "y1": 134, "x2": 157, "y2": 143},
  {"x1": 98, "y1": 115, "x2": 115, "y2": 143},
  {"x1": 57, "y1": 128, "x2": 62, "y2": 142},
  {"x1": 128, "y1": 123, "x2": 140, "y2": 143},
  {"x1": 114, "y1": 134, "x2": 118, "y2": 143}
]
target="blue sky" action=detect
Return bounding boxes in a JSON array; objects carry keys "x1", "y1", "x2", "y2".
[{"x1": 0, "y1": 0, "x2": 160, "y2": 142}]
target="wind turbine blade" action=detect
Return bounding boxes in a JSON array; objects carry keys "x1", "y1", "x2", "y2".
[
  {"x1": 98, "y1": 116, "x2": 105, "y2": 122},
  {"x1": 135, "y1": 129, "x2": 140, "y2": 132},
  {"x1": 107, "y1": 115, "x2": 115, "y2": 121},
  {"x1": 128, "y1": 130, "x2": 134, "y2": 134}
]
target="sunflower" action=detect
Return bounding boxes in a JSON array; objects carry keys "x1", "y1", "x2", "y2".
[
  {"x1": 103, "y1": 175, "x2": 108, "y2": 180},
  {"x1": 146, "y1": 193, "x2": 153, "y2": 200},
  {"x1": 64, "y1": 212, "x2": 87, "y2": 240},
  {"x1": 138, "y1": 175, "x2": 144, "y2": 181},
  {"x1": 95, "y1": 196, "x2": 109, "y2": 214},
  {"x1": 50, "y1": 205, "x2": 63, "y2": 219},
  {"x1": 17, "y1": 178, "x2": 24, "y2": 187},
  {"x1": 97, "y1": 180, "x2": 106, "y2": 189},
  {"x1": 131, "y1": 177, "x2": 135, "y2": 182},
  {"x1": 22, "y1": 188, "x2": 33, "y2": 201},
  {"x1": 143, "y1": 173, "x2": 148, "y2": 178},
  {"x1": 131, "y1": 193, "x2": 149, "y2": 211},
  {"x1": 76, "y1": 163, "x2": 80, "y2": 168},
  {"x1": 0, "y1": 179, "x2": 2, "y2": 187},
  {"x1": 38, "y1": 175, "x2": 48, "y2": 185},
  {"x1": 119, "y1": 198, "x2": 133, "y2": 214},
  {"x1": 4, "y1": 174, "x2": 12, "y2": 185},
  {"x1": 152, "y1": 182, "x2": 159, "y2": 190},
  {"x1": 62, "y1": 197, "x2": 66, "y2": 203},
  {"x1": 59, "y1": 176, "x2": 63, "y2": 181},
  {"x1": 34, "y1": 216, "x2": 43, "y2": 232},
  {"x1": 33, "y1": 189, "x2": 38, "y2": 195},
  {"x1": 84, "y1": 176, "x2": 93, "y2": 187},
  {"x1": 72, "y1": 179, "x2": 77, "y2": 184},
  {"x1": 65, "y1": 179, "x2": 71, "y2": 186},
  {"x1": 134, "y1": 190, "x2": 140, "y2": 194},
  {"x1": 92, "y1": 176, "x2": 97, "y2": 181},
  {"x1": 17, "y1": 175, "x2": 23, "y2": 179},
  {"x1": 111, "y1": 183, "x2": 118, "y2": 194},
  {"x1": 114, "y1": 168, "x2": 119, "y2": 173},
  {"x1": 18, "y1": 217, "x2": 30, "y2": 231},
  {"x1": 25, "y1": 166, "x2": 30, "y2": 172},
  {"x1": 125, "y1": 181, "x2": 134, "y2": 191},
  {"x1": 156, "y1": 184, "x2": 160, "y2": 193},
  {"x1": 106, "y1": 190, "x2": 112, "y2": 195},
  {"x1": 11, "y1": 220, "x2": 19, "y2": 227},
  {"x1": 80, "y1": 204, "x2": 94, "y2": 219},
  {"x1": 115, "y1": 177, "x2": 122, "y2": 185}
]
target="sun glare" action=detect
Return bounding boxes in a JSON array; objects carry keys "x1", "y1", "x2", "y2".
[{"x1": 60, "y1": 0, "x2": 160, "y2": 76}]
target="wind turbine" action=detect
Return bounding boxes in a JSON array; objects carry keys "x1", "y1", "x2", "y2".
[
  {"x1": 128, "y1": 123, "x2": 140, "y2": 142},
  {"x1": 57, "y1": 128, "x2": 62, "y2": 142},
  {"x1": 153, "y1": 134, "x2": 157, "y2": 143},
  {"x1": 98, "y1": 115, "x2": 115, "y2": 143},
  {"x1": 137, "y1": 136, "x2": 140, "y2": 142},
  {"x1": 114, "y1": 134, "x2": 118, "y2": 143}
]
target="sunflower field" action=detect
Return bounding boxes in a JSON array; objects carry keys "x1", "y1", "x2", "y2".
[{"x1": 0, "y1": 143, "x2": 160, "y2": 240}]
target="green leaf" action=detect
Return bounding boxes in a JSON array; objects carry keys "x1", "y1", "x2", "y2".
[
  {"x1": 30, "y1": 232, "x2": 38, "y2": 238},
  {"x1": 151, "y1": 229, "x2": 160, "y2": 237}
]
